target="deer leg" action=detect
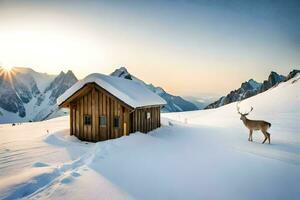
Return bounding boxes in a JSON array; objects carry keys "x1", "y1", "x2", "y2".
[
  {"x1": 262, "y1": 137, "x2": 267, "y2": 144},
  {"x1": 266, "y1": 132, "x2": 271, "y2": 144},
  {"x1": 248, "y1": 130, "x2": 251, "y2": 141},
  {"x1": 261, "y1": 131, "x2": 268, "y2": 144},
  {"x1": 249, "y1": 130, "x2": 253, "y2": 142}
]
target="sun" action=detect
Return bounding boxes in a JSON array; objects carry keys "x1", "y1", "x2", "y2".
[
  {"x1": 0, "y1": 64, "x2": 16, "y2": 86},
  {"x1": 2, "y1": 65, "x2": 13, "y2": 72}
]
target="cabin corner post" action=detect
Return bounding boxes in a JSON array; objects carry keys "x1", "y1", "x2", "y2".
[
  {"x1": 91, "y1": 87, "x2": 97, "y2": 141},
  {"x1": 159, "y1": 106, "x2": 161, "y2": 127},
  {"x1": 70, "y1": 103, "x2": 73, "y2": 136}
]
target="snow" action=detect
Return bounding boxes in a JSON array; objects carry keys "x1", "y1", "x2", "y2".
[
  {"x1": 13, "y1": 67, "x2": 56, "y2": 92},
  {"x1": 0, "y1": 92, "x2": 67, "y2": 124},
  {"x1": 57, "y1": 73, "x2": 166, "y2": 108},
  {"x1": 0, "y1": 73, "x2": 300, "y2": 199}
]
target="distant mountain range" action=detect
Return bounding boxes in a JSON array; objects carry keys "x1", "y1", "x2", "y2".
[
  {"x1": 110, "y1": 67, "x2": 199, "y2": 112},
  {"x1": 0, "y1": 66, "x2": 199, "y2": 124},
  {"x1": 205, "y1": 69, "x2": 300, "y2": 109},
  {"x1": 0, "y1": 67, "x2": 77, "y2": 124},
  {"x1": 183, "y1": 96, "x2": 218, "y2": 109},
  {"x1": 1, "y1": 66, "x2": 298, "y2": 124}
]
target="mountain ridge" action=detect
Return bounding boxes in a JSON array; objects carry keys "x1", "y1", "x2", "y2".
[
  {"x1": 1, "y1": 66, "x2": 298, "y2": 123},
  {"x1": 110, "y1": 67, "x2": 199, "y2": 112},
  {"x1": 0, "y1": 66, "x2": 199, "y2": 124},
  {"x1": 205, "y1": 69, "x2": 299, "y2": 109},
  {"x1": 0, "y1": 67, "x2": 78, "y2": 123}
]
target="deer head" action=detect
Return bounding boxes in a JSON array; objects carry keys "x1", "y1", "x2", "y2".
[{"x1": 236, "y1": 102, "x2": 253, "y2": 121}]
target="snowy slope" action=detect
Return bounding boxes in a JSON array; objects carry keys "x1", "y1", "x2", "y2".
[
  {"x1": 0, "y1": 73, "x2": 299, "y2": 199},
  {"x1": 164, "y1": 73, "x2": 300, "y2": 163}
]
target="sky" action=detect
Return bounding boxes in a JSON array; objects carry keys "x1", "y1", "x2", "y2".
[{"x1": 0, "y1": 0, "x2": 299, "y2": 97}]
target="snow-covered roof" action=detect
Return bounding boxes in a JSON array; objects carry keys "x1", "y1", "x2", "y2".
[{"x1": 57, "y1": 73, "x2": 166, "y2": 108}]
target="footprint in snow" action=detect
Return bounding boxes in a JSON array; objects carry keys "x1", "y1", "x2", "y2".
[
  {"x1": 32, "y1": 162, "x2": 49, "y2": 168},
  {"x1": 71, "y1": 171, "x2": 81, "y2": 177},
  {"x1": 60, "y1": 176, "x2": 74, "y2": 184}
]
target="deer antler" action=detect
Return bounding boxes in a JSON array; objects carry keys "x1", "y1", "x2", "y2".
[
  {"x1": 244, "y1": 107, "x2": 253, "y2": 116},
  {"x1": 237, "y1": 102, "x2": 253, "y2": 115},
  {"x1": 236, "y1": 102, "x2": 242, "y2": 115}
]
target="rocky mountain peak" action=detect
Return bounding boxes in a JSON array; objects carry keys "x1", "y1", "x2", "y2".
[
  {"x1": 286, "y1": 69, "x2": 300, "y2": 81},
  {"x1": 0, "y1": 68, "x2": 78, "y2": 123},
  {"x1": 239, "y1": 79, "x2": 261, "y2": 92},
  {"x1": 110, "y1": 67, "x2": 198, "y2": 112},
  {"x1": 110, "y1": 67, "x2": 131, "y2": 79},
  {"x1": 66, "y1": 70, "x2": 75, "y2": 76},
  {"x1": 259, "y1": 71, "x2": 285, "y2": 93},
  {"x1": 58, "y1": 71, "x2": 65, "y2": 76},
  {"x1": 64, "y1": 70, "x2": 77, "y2": 81},
  {"x1": 118, "y1": 66, "x2": 128, "y2": 72},
  {"x1": 44, "y1": 70, "x2": 78, "y2": 105},
  {"x1": 268, "y1": 71, "x2": 285, "y2": 85},
  {"x1": 205, "y1": 70, "x2": 295, "y2": 109}
]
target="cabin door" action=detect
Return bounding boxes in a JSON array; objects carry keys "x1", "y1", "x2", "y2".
[
  {"x1": 123, "y1": 108, "x2": 129, "y2": 136},
  {"x1": 123, "y1": 122, "x2": 127, "y2": 135}
]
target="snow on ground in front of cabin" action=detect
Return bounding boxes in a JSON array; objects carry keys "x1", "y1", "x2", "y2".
[{"x1": 0, "y1": 74, "x2": 300, "y2": 200}]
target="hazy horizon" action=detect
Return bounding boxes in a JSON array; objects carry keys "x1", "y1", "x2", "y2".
[{"x1": 0, "y1": 0, "x2": 299, "y2": 96}]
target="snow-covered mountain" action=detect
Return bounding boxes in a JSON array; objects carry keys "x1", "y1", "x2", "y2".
[
  {"x1": 0, "y1": 66, "x2": 199, "y2": 123},
  {"x1": 183, "y1": 95, "x2": 218, "y2": 109},
  {"x1": 0, "y1": 67, "x2": 78, "y2": 124},
  {"x1": 205, "y1": 70, "x2": 298, "y2": 109},
  {"x1": 110, "y1": 67, "x2": 199, "y2": 112}
]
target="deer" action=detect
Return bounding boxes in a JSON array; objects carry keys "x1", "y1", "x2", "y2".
[{"x1": 237, "y1": 103, "x2": 271, "y2": 144}]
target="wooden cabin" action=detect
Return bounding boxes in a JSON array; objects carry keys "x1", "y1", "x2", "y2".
[{"x1": 57, "y1": 73, "x2": 166, "y2": 142}]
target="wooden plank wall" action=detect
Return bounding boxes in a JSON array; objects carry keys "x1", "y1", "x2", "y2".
[
  {"x1": 131, "y1": 106, "x2": 161, "y2": 133},
  {"x1": 70, "y1": 85, "x2": 131, "y2": 142},
  {"x1": 70, "y1": 103, "x2": 73, "y2": 135}
]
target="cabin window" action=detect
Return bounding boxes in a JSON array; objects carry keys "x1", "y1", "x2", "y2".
[
  {"x1": 99, "y1": 116, "x2": 106, "y2": 127},
  {"x1": 114, "y1": 117, "x2": 120, "y2": 128},
  {"x1": 146, "y1": 112, "x2": 151, "y2": 119},
  {"x1": 84, "y1": 115, "x2": 92, "y2": 125}
]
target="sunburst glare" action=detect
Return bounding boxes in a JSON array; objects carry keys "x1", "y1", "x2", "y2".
[
  {"x1": 0, "y1": 66, "x2": 17, "y2": 87},
  {"x1": 2, "y1": 65, "x2": 13, "y2": 72}
]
